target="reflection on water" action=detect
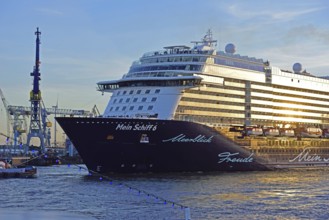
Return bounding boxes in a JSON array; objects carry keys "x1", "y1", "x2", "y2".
[{"x1": 1, "y1": 166, "x2": 329, "y2": 219}]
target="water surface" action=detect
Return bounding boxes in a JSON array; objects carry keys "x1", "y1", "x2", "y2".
[{"x1": 1, "y1": 165, "x2": 328, "y2": 219}]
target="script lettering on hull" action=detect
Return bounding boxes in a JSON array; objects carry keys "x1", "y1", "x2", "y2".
[
  {"x1": 289, "y1": 148, "x2": 329, "y2": 163},
  {"x1": 218, "y1": 152, "x2": 254, "y2": 163},
  {"x1": 116, "y1": 123, "x2": 157, "y2": 131},
  {"x1": 162, "y1": 134, "x2": 213, "y2": 143}
]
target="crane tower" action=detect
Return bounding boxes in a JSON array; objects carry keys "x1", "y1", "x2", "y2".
[{"x1": 27, "y1": 27, "x2": 45, "y2": 152}]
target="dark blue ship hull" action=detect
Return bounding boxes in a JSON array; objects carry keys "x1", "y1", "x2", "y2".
[{"x1": 56, "y1": 117, "x2": 270, "y2": 174}]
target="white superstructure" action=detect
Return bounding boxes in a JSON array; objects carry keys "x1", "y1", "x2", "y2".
[{"x1": 97, "y1": 30, "x2": 329, "y2": 129}]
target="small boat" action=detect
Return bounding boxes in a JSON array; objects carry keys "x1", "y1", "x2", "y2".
[{"x1": 0, "y1": 161, "x2": 37, "y2": 178}]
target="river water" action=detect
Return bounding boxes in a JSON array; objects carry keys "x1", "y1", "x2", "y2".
[{"x1": 1, "y1": 165, "x2": 329, "y2": 220}]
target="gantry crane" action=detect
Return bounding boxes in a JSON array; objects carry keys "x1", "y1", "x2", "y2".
[
  {"x1": 1, "y1": 88, "x2": 29, "y2": 149},
  {"x1": 8, "y1": 104, "x2": 90, "y2": 149},
  {"x1": 0, "y1": 88, "x2": 11, "y2": 144}
]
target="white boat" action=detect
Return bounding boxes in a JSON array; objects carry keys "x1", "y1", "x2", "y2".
[{"x1": 0, "y1": 161, "x2": 37, "y2": 178}]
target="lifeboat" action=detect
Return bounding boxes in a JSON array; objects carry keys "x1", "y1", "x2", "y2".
[
  {"x1": 300, "y1": 127, "x2": 322, "y2": 138},
  {"x1": 245, "y1": 127, "x2": 263, "y2": 136},
  {"x1": 280, "y1": 128, "x2": 295, "y2": 137},
  {"x1": 263, "y1": 128, "x2": 280, "y2": 137}
]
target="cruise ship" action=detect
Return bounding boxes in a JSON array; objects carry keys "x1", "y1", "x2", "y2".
[{"x1": 56, "y1": 30, "x2": 329, "y2": 174}]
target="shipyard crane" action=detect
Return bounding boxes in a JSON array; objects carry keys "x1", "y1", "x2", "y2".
[
  {"x1": 8, "y1": 104, "x2": 91, "y2": 149},
  {"x1": 0, "y1": 132, "x2": 13, "y2": 156},
  {"x1": 8, "y1": 106, "x2": 28, "y2": 147},
  {"x1": 0, "y1": 88, "x2": 11, "y2": 143},
  {"x1": 0, "y1": 88, "x2": 29, "y2": 148},
  {"x1": 27, "y1": 27, "x2": 44, "y2": 152},
  {"x1": 1, "y1": 28, "x2": 94, "y2": 157}
]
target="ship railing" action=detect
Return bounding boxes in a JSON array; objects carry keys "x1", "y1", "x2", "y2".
[
  {"x1": 124, "y1": 72, "x2": 197, "y2": 79},
  {"x1": 143, "y1": 50, "x2": 167, "y2": 57},
  {"x1": 258, "y1": 138, "x2": 329, "y2": 148},
  {"x1": 142, "y1": 49, "x2": 213, "y2": 58}
]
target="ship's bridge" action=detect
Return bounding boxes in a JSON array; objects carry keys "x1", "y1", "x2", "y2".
[{"x1": 97, "y1": 75, "x2": 202, "y2": 93}]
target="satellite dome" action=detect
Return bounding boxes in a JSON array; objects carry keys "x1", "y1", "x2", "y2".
[
  {"x1": 225, "y1": 43, "x2": 236, "y2": 54},
  {"x1": 293, "y1": 63, "x2": 302, "y2": 73}
]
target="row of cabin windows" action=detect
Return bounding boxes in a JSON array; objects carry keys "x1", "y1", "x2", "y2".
[
  {"x1": 109, "y1": 105, "x2": 154, "y2": 112},
  {"x1": 113, "y1": 97, "x2": 157, "y2": 104},
  {"x1": 117, "y1": 89, "x2": 160, "y2": 96}
]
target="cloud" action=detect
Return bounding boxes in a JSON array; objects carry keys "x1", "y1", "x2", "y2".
[
  {"x1": 284, "y1": 24, "x2": 329, "y2": 44},
  {"x1": 255, "y1": 39, "x2": 329, "y2": 76},
  {"x1": 227, "y1": 4, "x2": 324, "y2": 22},
  {"x1": 35, "y1": 7, "x2": 63, "y2": 16},
  {"x1": 271, "y1": 7, "x2": 324, "y2": 21}
]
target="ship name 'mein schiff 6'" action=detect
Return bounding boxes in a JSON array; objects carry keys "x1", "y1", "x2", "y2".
[{"x1": 57, "y1": 30, "x2": 329, "y2": 174}]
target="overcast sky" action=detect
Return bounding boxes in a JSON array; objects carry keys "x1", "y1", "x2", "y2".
[{"x1": 0, "y1": 0, "x2": 328, "y2": 143}]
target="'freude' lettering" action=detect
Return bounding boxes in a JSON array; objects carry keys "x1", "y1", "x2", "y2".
[{"x1": 218, "y1": 152, "x2": 254, "y2": 163}]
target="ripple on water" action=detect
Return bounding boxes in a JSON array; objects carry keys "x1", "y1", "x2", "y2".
[{"x1": 1, "y1": 166, "x2": 329, "y2": 219}]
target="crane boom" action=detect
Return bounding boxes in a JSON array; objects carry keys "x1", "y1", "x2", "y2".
[{"x1": 8, "y1": 105, "x2": 91, "y2": 116}]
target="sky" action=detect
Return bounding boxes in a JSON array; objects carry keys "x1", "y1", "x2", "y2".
[{"x1": 0, "y1": 0, "x2": 329, "y2": 144}]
